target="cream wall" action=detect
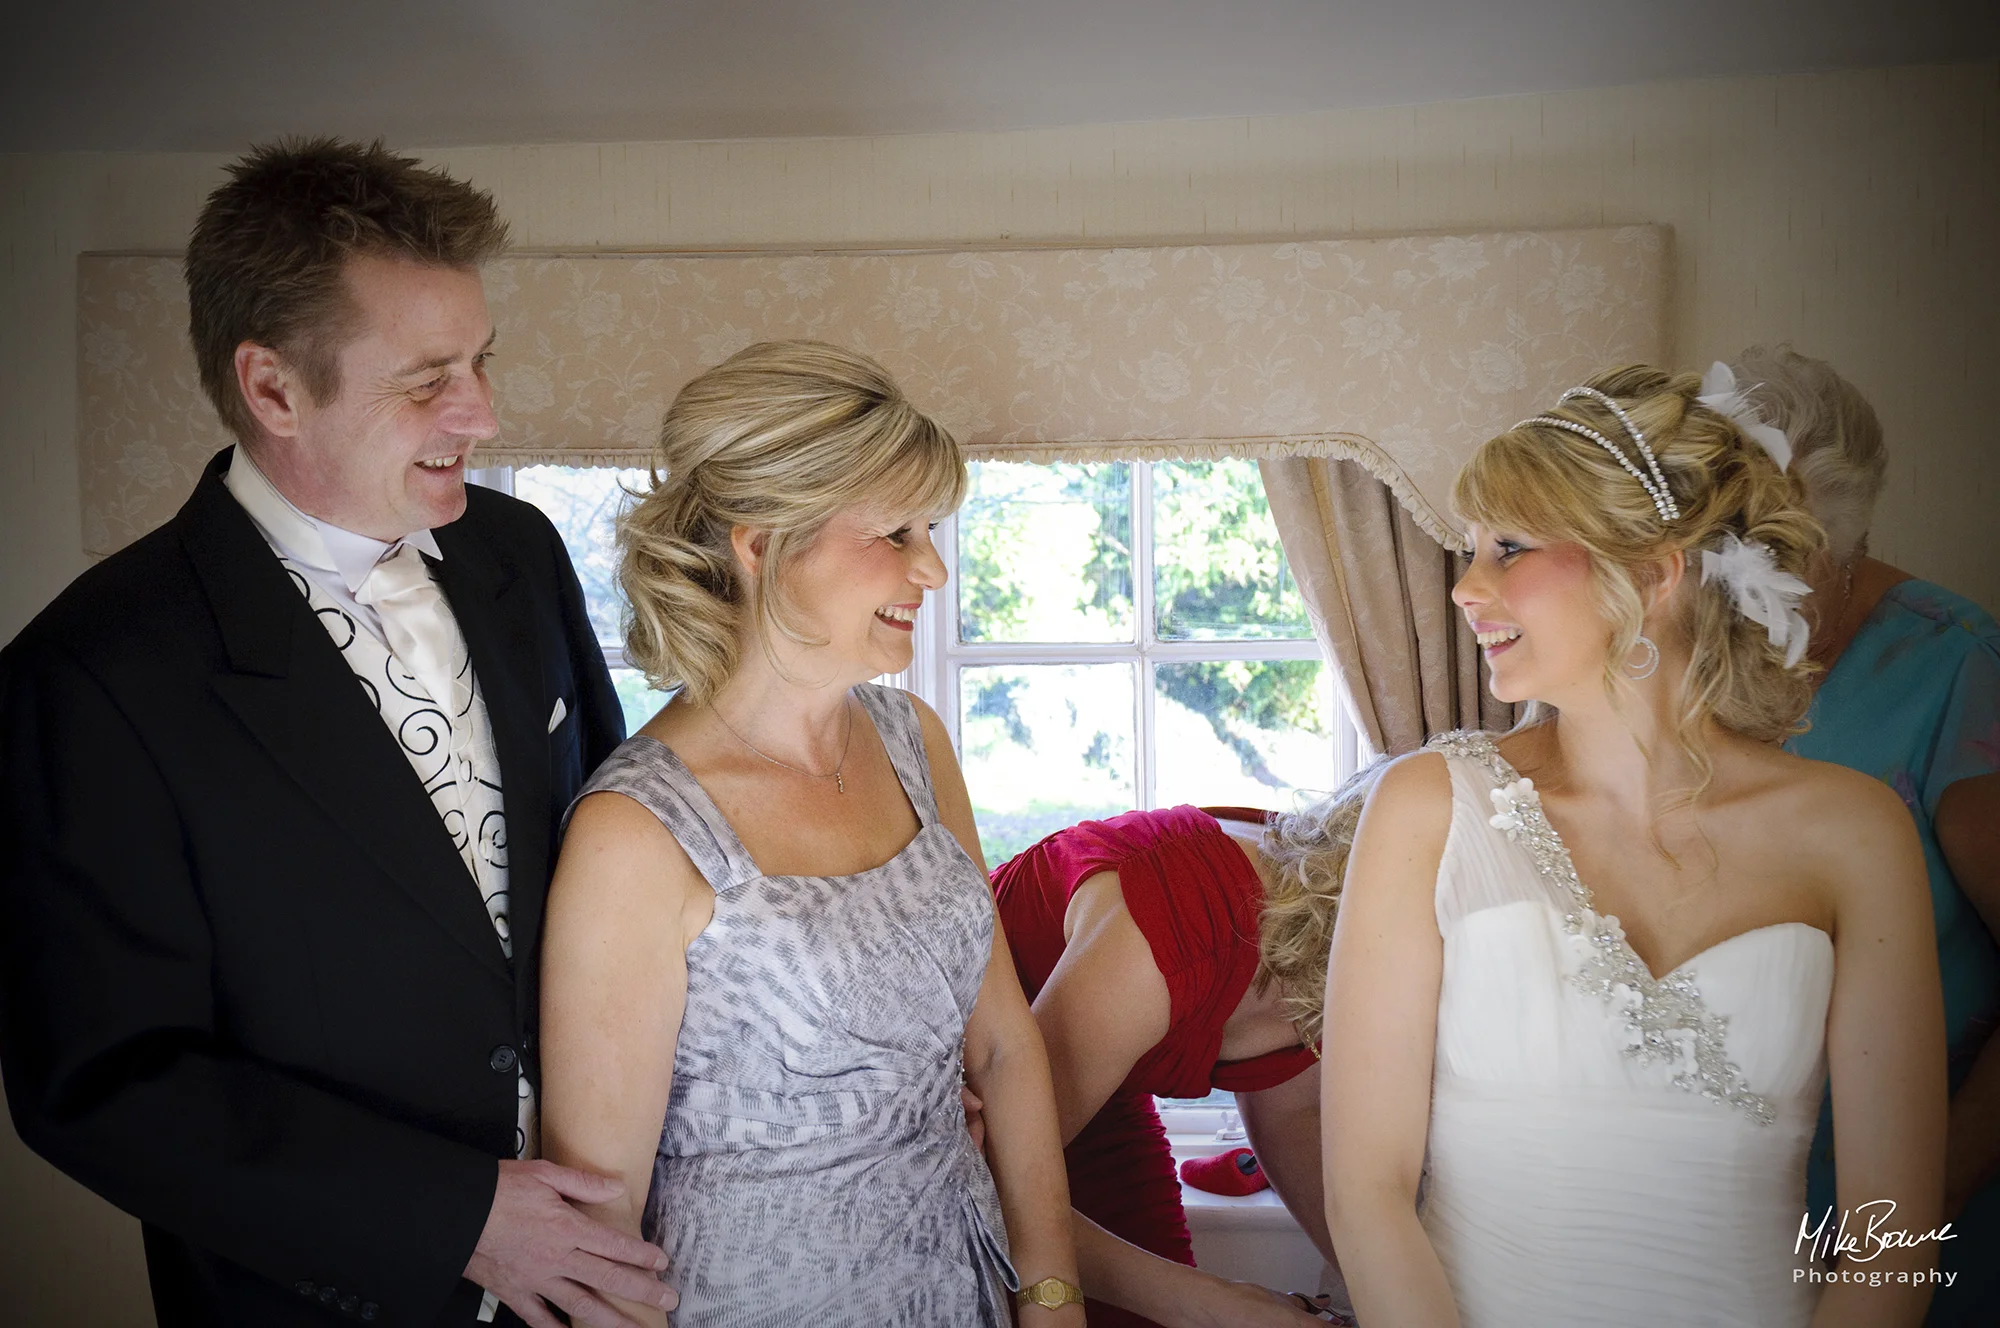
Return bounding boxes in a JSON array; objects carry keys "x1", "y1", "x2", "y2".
[{"x1": 2, "y1": 58, "x2": 1995, "y2": 1324}]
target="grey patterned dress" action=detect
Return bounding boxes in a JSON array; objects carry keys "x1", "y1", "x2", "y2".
[{"x1": 570, "y1": 684, "x2": 1018, "y2": 1327}]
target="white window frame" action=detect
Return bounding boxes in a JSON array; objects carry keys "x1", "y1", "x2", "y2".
[
  {"x1": 484, "y1": 458, "x2": 1366, "y2": 797},
  {"x1": 886, "y1": 460, "x2": 1364, "y2": 806}
]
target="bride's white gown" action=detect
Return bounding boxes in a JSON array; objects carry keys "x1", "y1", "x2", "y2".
[{"x1": 1421, "y1": 733, "x2": 1834, "y2": 1327}]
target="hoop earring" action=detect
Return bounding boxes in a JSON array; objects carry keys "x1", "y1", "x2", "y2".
[{"x1": 1625, "y1": 635, "x2": 1660, "y2": 680}]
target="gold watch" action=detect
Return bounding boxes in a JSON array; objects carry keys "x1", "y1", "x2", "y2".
[{"x1": 1016, "y1": 1276, "x2": 1085, "y2": 1310}]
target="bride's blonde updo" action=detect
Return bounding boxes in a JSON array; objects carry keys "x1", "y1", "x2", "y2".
[
  {"x1": 619, "y1": 340, "x2": 966, "y2": 706},
  {"x1": 1452, "y1": 364, "x2": 1826, "y2": 773}
]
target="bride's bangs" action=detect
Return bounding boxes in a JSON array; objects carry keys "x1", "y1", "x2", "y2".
[{"x1": 1452, "y1": 428, "x2": 1580, "y2": 543}]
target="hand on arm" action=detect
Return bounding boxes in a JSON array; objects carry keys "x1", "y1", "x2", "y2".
[
  {"x1": 1935, "y1": 771, "x2": 2000, "y2": 1219},
  {"x1": 465, "y1": 1161, "x2": 672, "y2": 1328},
  {"x1": 532, "y1": 792, "x2": 706, "y2": 1328},
  {"x1": 1319, "y1": 753, "x2": 1459, "y2": 1327},
  {"x1": 1812, "y1": 775, "x2": 1949, "y2": 1328}
]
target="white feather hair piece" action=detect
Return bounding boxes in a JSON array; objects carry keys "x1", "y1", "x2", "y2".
[
  {"x1": 1698, "y1": 361, "x2": 1793, "y2": 471},
  {"x1": 1700, "y1": 532, "x2": 1813, "y2": 667}
]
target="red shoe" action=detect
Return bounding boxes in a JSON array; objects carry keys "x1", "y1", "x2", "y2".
[{"x1": 1178, "y1": 1146, "x2": 1270, "y2": 1196}]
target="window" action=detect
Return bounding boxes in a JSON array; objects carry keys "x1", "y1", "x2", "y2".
[
  {"x1": 904, "y1": 459, "x2": 1363, "y2": 867},
  {"x1": 480, "y1": 464, "x2": 662, "y2": 736},
  {"x1": 490, "y1": 457, "x2": 1364, "y2": 867}
]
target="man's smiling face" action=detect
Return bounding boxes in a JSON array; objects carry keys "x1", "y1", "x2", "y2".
[{"x1": 273, "y1": 252, "x2": 500, "y2": 539}]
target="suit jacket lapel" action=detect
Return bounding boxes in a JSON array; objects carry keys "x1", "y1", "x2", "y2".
[
  {"x1": 431, "y1": 520, "x2": 552, "y2": 1001},
  {"x1": 180, "y1": 452, "x2": 513, "y2": 984}
]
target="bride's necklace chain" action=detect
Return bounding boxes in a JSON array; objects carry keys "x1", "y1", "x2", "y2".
[{"x1": 706, "y1": 697, "x2": 854, "y2": 794}]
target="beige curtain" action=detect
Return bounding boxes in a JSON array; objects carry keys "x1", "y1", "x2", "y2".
[
  {"x1": 1261, "y1": 456, "x2": 1515, "y2": 757},
  {"x1": 75, "y1": 227, "x2": 1669, "y2": 557}
]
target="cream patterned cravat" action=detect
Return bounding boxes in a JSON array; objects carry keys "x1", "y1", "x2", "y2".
[{"x1": 354, "y1": 542, "x2": 472, "y2": 723}]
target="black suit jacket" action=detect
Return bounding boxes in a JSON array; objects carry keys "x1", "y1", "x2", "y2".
[{"x1": 0, "y1": 449, "x2": 624, "y2": 1326}]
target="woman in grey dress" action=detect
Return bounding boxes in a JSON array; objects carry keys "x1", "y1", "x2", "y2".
[{"x1": 539, "y1": 341, "x2": 1085, "y2": 1328}]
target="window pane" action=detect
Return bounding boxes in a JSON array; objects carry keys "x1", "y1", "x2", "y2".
[
  {"x1": 1152, "y1": 459, "x2": 1311, "y2": 641},
  {"x1": 958, "y1": 462, "x2": 1132, "y2": 644},
  {"x1": 514, "y1": 466, "x2": 652, "y2": 645},
  {"x1": 959, "y1": 663, "x2": 1135, "y2": 868},
  {"x1": 609, "y1": 667, "x2": 663, "y2": 737},
  {"x1": 1153, "y1": 658, "x2": 1337, "y2": 809}
]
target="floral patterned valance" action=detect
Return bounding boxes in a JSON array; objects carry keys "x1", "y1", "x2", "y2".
[{"x1": 78, "y1": 226, "x2": 1668, "y2": 555}]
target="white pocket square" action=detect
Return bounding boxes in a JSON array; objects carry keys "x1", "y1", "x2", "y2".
[{"x1": 547, "y1": 697, "x2": 568, "y2": 733}]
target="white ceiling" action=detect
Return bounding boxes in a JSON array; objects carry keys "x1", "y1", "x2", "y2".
[{"x1": 4, "y1": 0, "x2": 1995, "y2": 153}]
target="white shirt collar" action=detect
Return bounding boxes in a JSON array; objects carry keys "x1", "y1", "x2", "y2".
[{"x1": 224, "y1": 447, "x2": 444, "y2": 592}]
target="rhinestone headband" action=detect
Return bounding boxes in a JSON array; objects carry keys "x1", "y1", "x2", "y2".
[{"x1": 1515, "y1": 386, "x2": 1681, "y2": 523}]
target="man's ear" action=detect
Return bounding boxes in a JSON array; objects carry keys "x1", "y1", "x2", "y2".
[
  {"x1": 235, "y1": 342, "x2": 303, "y2": 440},
  {"x1": 729, "y1": 525, "x2": 771, "y2": 579}
]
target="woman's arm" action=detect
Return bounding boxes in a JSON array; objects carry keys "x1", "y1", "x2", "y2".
[
  {"x1": 1812, "y1": 772, "x2": 1950, "y2": 1328},
  {"x1": 914, "y1": 698, "x2": 1084, "y2": 1325},
  {"x1": 1031, "y1": 882, "x2": 1323, "y2": 1327},
  {"x1": 1320, "y1": 752, "x2": 1459, "y2": 1326},
  {"x1": 1030, "y1": 872, "x2": 1172, "y2": 1142},
  {"x1": 540, "y1": 793, "x2": 712, "y2": 1328},
  {"x1": 1238, "y1": 1069, "x2": 1336, "y2": 1267},
  {"x1": 1935, "y1": 771, "x2": 2000, "y2": 1218}
]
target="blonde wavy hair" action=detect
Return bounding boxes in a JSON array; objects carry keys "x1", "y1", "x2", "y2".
[
  {"x1": 1452, "y1": 364, "x2": 1827, "y2": 799},
  {"x1": 1253, "y1": 761, "x2": 1389, "y2": 1046},
  {"x1": 619, "y1": 340, "x2": 967, "y2": 705}
]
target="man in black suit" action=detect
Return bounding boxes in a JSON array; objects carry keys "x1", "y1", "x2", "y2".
[{"x1": 0, "y1": 140, "x2": 676, "y2": 1327}]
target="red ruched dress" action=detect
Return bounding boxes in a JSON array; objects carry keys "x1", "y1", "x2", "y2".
[{"x1": 991, "y1": 805, "x2": 1318, "y2": 1328}]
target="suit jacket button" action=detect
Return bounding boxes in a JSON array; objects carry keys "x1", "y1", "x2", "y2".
[
  {"x1": 295, "y1": 1281, "x2": 316, "y2": 1297},
  {"x1": 360, "y1": 1304, "x2": 380, "y2": 1322},
  {"x1": 339, "y1": 1295, "x2": 359, "y2": 1313},
  {"x1": 319, "y1": 1285, "x2": 338, "y2": 1304},
  {"x1": 489, "y1": 1044, "x2": 518, "y2": 1073}
]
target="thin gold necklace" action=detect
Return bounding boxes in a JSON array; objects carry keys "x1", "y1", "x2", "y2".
[{"x1": 707, "y1": 696, "x2": 854, "y2": 793}]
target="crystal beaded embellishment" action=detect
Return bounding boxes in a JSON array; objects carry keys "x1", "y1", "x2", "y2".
[{"x1": 1430, "y1": 731, "x2": 1776, "y2": 1125}]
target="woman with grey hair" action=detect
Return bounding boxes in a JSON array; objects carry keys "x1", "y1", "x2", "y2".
[{"x1": 1733, "y1": 344, "x2": 2000, "y2": 1326}]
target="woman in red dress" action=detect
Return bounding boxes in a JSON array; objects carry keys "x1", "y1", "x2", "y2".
[{"x1": 991, "y1": 775, "x2": 1373, "y2": 1328}]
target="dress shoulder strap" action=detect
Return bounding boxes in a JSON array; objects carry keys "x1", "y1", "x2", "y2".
[
  {"x1": 1420, "y1": 728, "x2": 1564, "y2": 928},
  {"x1": 564, "y1": 736, "x2": 761, "y2": 892},
  {"x1": 854, "y1": 685, "x2": 940, "y2": 827}
]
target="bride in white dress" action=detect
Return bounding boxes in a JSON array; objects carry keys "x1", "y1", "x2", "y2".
[{"x1": 1320, "y1": 365, "x2": 1948, "y2": 1327}]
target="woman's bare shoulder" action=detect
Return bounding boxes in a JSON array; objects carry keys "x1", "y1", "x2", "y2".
[
  {"x1": 1725, "y1": 742, "x2": 1922, "y2": 905},
  {"x1": 1752, "y1": 743, "x2": 1910, "y2": 835},
  {"x1": 557, "y1": 789, "x2": 710, "y2": 911}
]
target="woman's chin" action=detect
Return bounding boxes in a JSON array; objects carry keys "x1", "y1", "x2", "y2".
[
  {"x1": 1482, "y1": 661, "x2": 1531, "y2": 706},
  {"x1": 872, "y1": 646, "x2": 915, "y2": 678}
]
